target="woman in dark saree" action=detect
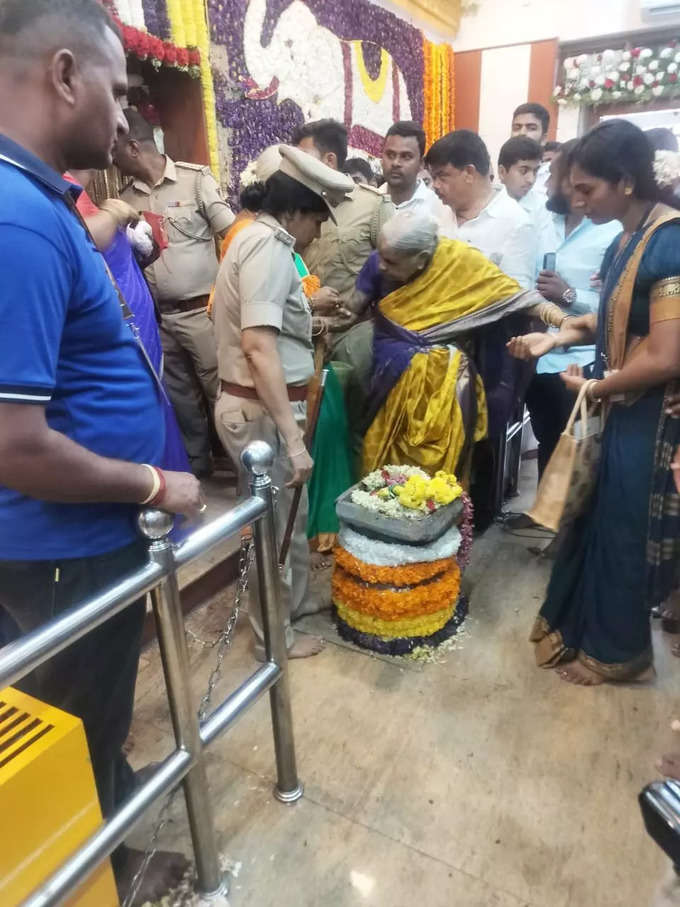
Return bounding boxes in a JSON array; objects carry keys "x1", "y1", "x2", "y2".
[{"x1": 509, "y1": 120, "x2": 680, "y2": 685}]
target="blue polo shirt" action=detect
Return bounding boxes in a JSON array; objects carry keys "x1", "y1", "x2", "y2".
[{"x1": 0, "y1": 135, "x2": 165, "y2": 560}]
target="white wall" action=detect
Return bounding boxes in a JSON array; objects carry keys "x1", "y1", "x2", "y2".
[
  {"x1": 452, "y1": 0, "x2": 680, "y2": 52},
  {"x1": 478, "y1": 44, "x2": 532, "y2": 171}
]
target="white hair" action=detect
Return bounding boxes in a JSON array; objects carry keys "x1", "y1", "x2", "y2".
[{"x1": 380, "y1": 210, "x2": 439, "y2": 257}]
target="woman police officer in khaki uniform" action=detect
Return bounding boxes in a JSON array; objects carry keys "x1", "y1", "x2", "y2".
[{"x1": 212, "y1": 146, "x2": 353, "y2": 659}]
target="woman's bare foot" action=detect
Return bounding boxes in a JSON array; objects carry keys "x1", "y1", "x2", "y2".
[
  {"x1": 288, "y1": 636, "x2": 325, "y2": 658},
  {"x1": 659, "y1": 592, "x2": 680, "y2": 632},
  {"x1": 557, "y1": 661, "x2": 605, "y2": 686},
  {"x1": 115, "y1": 846, "x2": 190, "y2": 907},
  {"x1": 657, "y1": 753, "x2": 680, "y2": 780}
]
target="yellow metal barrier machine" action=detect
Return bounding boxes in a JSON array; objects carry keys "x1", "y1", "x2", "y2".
[{"x1": 0, "y1": 687, "x2": 118, "y2": 906}]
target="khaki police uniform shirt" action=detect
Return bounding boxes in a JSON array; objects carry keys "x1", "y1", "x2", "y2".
[
  {"x1": 120, "y1": 156, "x2": 234, "y2": 302},
  {"x1": 304, "y1": 183, "x2": 394, "y2": 307},
  {"x1": 213, "y1": 214, "x2": 314, "y2": 387}
]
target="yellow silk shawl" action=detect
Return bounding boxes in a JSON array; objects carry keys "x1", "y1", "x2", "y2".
[{"x1": 363, "y1": 239, "x2": 522, "y2": 478}]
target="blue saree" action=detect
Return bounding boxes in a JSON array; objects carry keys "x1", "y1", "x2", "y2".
[
  {"x1": 531, "y1": 210, "x2": 680, "y2": 679},
  {"x1": 104, "y1": 230, "x2": 190, "y2": 474}
]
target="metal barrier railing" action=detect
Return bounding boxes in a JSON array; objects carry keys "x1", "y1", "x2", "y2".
[{"x1": 0, "y1": 440, "x2": 302, "y2": 906}]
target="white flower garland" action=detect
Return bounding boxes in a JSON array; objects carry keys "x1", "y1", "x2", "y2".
[
  {"x1": 654, "y1": 150, "x2": 680, "y2": 188},
  {"x1": 339, "y1": 523, "x2": 462, "y2": 567},
  {"x1": 555, "y1": 45, "x2": 680, "y2": 108},
  {"x1": 360, "y1": 464, "x2": 428, "y2": 491}
]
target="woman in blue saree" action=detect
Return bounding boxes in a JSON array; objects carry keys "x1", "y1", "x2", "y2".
[
  {"x1": 67, "y1": 171, "x2": 190, "y2": 473},
  {"x1": 509, "y1": 120, "x2": 680, "y2": 685}
]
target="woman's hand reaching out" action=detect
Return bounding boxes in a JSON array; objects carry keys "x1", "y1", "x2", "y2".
[{"x1": 506, "y1": 332, "x2": 557, "y2": 361}]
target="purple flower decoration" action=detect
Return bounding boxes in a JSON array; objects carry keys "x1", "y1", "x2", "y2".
[{"x1": 207, "y1": 0, "x2": 425, "y2": 201}]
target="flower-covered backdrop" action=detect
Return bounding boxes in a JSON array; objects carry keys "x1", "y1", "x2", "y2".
[
  {"x1": 554, "y1": 41, "x2": 680, "y2": 108},
  {"x1": 102, "y1": 0, "x2": 221, "y2": 174},
  {"x1": 207, "y1": 0, "x2": 455, "y2": 197}
]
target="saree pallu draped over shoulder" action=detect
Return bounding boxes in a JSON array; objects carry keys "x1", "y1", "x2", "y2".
[
  {"x1": 362, "y1": 238, "x2": 545, "y2": 478},
  {"x1": 532, "y1": 204, "x2": 680, "y2": 680}
]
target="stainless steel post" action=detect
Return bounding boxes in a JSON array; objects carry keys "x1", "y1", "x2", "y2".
[
  {"x1": 138, "y1": 510, "x2": 227, "y2": 898},
  {"x1": 242, "y1": 441, "x2": 303, "y2": 803}
]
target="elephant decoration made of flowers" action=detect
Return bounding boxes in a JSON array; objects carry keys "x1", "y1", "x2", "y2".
[{"x1": 243, "y1": 0, "x2": 414, "y2": 155}]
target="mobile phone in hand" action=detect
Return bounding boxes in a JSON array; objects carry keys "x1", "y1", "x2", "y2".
[{"x1": 543, "y1": 253, "x2": 556, "y2": 271}]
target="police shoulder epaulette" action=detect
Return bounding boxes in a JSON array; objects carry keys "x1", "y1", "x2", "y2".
[
  {"x1": 175, "y1": 161, "x2": 205, "y2": 172},
  {"x1": 356, "y1": 183, "x2": 383, "y2": 196}
]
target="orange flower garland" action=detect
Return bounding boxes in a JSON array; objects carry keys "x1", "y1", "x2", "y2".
[
  {"x1": 301, "y1": 274, "x2": 321, "y2": 300},
  {"x1": 334, "y1": 547, "x2": 452, "y2": 585},
  {"x1": 332, "y1": 563, "x2": 461, "y2": 620},
  {"x1": 422, "y1": 40, "x2": 456, "y2": 148}
]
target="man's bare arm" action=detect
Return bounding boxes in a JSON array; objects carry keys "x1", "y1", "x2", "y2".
[{"x1": 0, "y1": 403, "x2": 202, "y2": 517}]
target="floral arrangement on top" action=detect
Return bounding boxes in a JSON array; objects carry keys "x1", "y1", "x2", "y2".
[
  {"x1": 351, "y1": 465, "x2": 462, "y2": 520},
  {"x1": 554, "y1": 44, "x2": 680, "y2": 107},
  {"x1": 115, "y1": 22, "x2": 202, "y2": 77}
]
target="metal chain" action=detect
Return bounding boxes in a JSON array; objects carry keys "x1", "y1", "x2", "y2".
[
  {"x1": 122, "y1": 790, "x2": 179, "y2": 907},
  {"x1": 123, "y1": 536, "x2": 254, "y2": 906},
  {"x1": 197, "y1": 538, "x2": 254, "y2": 722}
]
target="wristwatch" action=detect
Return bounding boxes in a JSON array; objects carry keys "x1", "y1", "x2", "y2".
[{"x1": 562, "y1": 287, "x2": 577, "y2": 306}]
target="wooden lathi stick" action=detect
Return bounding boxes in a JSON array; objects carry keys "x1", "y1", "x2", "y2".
[{"x1": 278, "y1": 366, "x2": 328, "y2": 567}]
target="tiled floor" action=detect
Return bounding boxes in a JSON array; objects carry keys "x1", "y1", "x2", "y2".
[{"x1": 126, "y1": 469, "x2": 678, "y2": 907}]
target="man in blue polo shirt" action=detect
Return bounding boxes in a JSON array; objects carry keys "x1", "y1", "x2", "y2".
[{"x1": 0, "y1": 1, "x2": 200, "y2": 900}]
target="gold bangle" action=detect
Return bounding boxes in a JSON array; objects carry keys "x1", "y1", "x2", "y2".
[{"x1": 139, "y1": 464, "x2": 161, "y2": 504}]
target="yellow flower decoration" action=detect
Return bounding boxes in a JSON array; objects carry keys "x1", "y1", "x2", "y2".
[
  {"x1": 335, "y1": 598, "x2": 454, "y2": 639},
  {"x1": 331, "y1": 563, "x2": 461, "y2": 620}
]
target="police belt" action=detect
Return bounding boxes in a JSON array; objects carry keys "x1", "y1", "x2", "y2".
[
  {"x1": 158, "y1": 294, "x2": 210, "y2": 314},
  {"x1": 220, "y1": 380, "x2": 309, "y2": 403}
]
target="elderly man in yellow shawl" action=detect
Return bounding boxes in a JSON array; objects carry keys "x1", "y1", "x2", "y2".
[{"x1": 362, "y1": 211, "x2": 570, "y2": 480}]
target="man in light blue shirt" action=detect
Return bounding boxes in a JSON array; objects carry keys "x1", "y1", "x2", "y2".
[{"x1": 525, "y1": 140, "x2": 620, "y2": 477}]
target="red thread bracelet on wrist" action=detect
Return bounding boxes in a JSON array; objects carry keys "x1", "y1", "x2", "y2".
[{"x1": 148, "y1": 467, "x2": 167, "y2": 507}]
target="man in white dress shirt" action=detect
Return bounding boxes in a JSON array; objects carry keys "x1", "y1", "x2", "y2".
[
  {"x1": 498, "y1": 136, "x2": 556, "y2": 276},
  {"x1": 381, "y1": 121, "x2": 457, "y2": 237},
  {"x1": 511, "y1": 102, "x2": 552, "y2": 195},
  {"x1": 426, "y1": 129, "x2": 534, "y2": 288}
]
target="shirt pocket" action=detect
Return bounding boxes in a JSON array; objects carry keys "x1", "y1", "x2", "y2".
[
  {"x1": 336, "y1": 223, "x2": 371, "y2": 271},
  {"x1": 164, "y1": 204, "x2": 206, "y2": 243}
]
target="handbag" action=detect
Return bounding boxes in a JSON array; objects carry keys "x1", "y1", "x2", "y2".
[{"x1": 528, "y1": 380, "x2": 602, "y2": 532}]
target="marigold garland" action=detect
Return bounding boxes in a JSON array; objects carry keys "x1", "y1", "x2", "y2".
[
  {"x1": 334, "y1": 598, "x2": 454, "y2": 639},
  {"x1": 334, "y1": 547, "x2": 452, "y2": 585},
  {"x1": 332, "y1": 563, "x2": 461, "y2": 619},
  {"x1": 334, "y1": 596, "x2": 468, "y2": 656},
  {"x1": 301, "y1": 274, "x2": 321, "y2": 300},
  {"x1": 192, "y1": 0, "x2": 221, "y2": 177},
  {"x1": 422, "y1": 39, "x2": 455, "y2": 148}
]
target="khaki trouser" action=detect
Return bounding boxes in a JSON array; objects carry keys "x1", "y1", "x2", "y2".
[
  {"x1": 161, "y1": 307, "x2": 219, "y2": 473},
  {"x1": 214, "y1": 391, "x2": 313, "y2": 657},
  {"x1": 331, "y1": 319, "x2": 375, "y2": 465}
]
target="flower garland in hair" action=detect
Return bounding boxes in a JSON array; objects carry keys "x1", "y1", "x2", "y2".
[{"x1": 654, "y1": 150, "x2": 680, "y2": 188}]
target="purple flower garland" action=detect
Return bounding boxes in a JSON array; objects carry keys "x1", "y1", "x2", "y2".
[
  {"x1": 207, "y1": 0, "x2": 425, "y2": 200},
  {"x1": 141, "y1": 0, "x2": 171, "y2": 41},
  {"x1": 457, "y1": 493, "x2": 474, "y2": 572}
]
